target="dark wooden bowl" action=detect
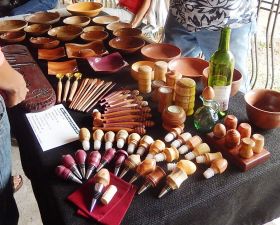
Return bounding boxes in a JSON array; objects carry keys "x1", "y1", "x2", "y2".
[
  {"x1": 109, "y1": 36, "x2": 145, "y2": 54},
  {"x1": 24, "y1": 24, "x2": 52, "y2": 36},
  {"x1": 0, "y1": 30, "x2": 26, "y2": 43},
  {"x1": 80, "y1": 30, "x2": 109, "y2": 42},
  {"x1": 25, "y1": 11, "x2": 60, "y2": 25},
  {"x1": 113, "y1": 28, "x2": 142, "y2": 37},
  {"x1": 29, "y1": 37, "x2": 60, "y2": 49}
]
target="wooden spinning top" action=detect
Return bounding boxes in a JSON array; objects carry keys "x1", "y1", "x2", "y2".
[
  {"x1": 119, "y1": 154, "x2": 141, "y2": 178},
  {"x1": 154, "y1": 147, "x2": 179, "y2": 162},
  {"x1": 164, "y1": 127, "x2": 183, "y2": 142},
  {"x1": 146, "y1": 140, "x2": 165, "y2": 159},
  {"x1": 104, "y1": 131, "x2": 115, "y2": 151},
  {"x1": 196, "y1": 152, "x2": 223, "y2": 164},
  {"x1": 116, "y1": 129, "x2": 129, "y2": 149},
  {"x1": 203, "y1": 158, "x2": 228, "y2": 179},
  {"x1": 127, "y1": 133, "x2": 141, "y2": 154},
  {"x1": 185, "y1": 143, "x2": 210, "y2": 160},
  {"x1": 136, "y1": 135, "x2": 154, "y2": 156},
  {"x1": 129, "y1": 158, "x2": 156, "y2": 184},
  {"x1": 93, "y1": 129, "x2": 104, "y2": 150},
  {"x1": 79, "y1": 127, "x2": 91, "y2": 151}
]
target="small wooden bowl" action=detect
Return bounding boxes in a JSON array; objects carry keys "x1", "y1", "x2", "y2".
[
  {"x1": 29, "y1": 37, "x2": 60, "y2": 49},
  {"x1": 48, "y1": 59, "x2": 78, "y2": 75},
  {"x1": 113, "y1": 27, "x2": 142, "y2": 37},
  {"x1": 141, "y1": 43, "x2": 181, "y2": 62},
  {"x1": 48, "y1": 25, "x2": 83, "y2": 41},
  {"x1": 0, "y1": 30, "x2": 26, "y2": 43},
  {"x1": 38, "y1": 47, "x2": 66, "y2": 60},
  {"x1": 25, "y1": 11, "x2": 60, "y2": 25},
  {"x1": 245, "y1": 89, "x2": 280, "y2": 129},
  {"x1": 66, "y1": 2, "x2": 103, "y2": 17},
  {"x1": 0, "y1": 20, "x2": 27, "y2": 33},
  {"x1": 131, "y1": 61, "x2": 155, "y2": 80},
  {"x1": 65, "y1": 41, "x2": 108, "y2": 58},
  {"x1": 24, "y1": 24, "x2": 51, "y2": 36},
  {"x1": 109, "y1": 36, "x2": 145, "y2": 54},
  {"x1": 80, "y1": 30, "x2": 108, "y2": 42},
  {"x1": 168, "y1": 57, "x2": 209, "y2": 81},
  {"x1": 106, "y1": 22, "x2": 131, "y2": 32},
  {"x1": 63, "y1": 16, "x2": 91, "y2": 27},
  {"x1": 92, "y1": 15, "x2": 119, "y2": 25},
  {"x1": 83, "y1": 25, "x2": 105, "y2": 32}
]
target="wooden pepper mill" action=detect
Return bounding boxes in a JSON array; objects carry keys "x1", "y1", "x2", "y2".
[
  {"x1": 127, "y1": 133, "x2": 141, "y2": 154},
  {"x1": 196, "y1": 152, "x2": 223, "y2": 164},
  {"x1": 113, "y1": 150, "x2": 128, "y2": 176},
  {"x1": 178, "y1": 135, "x2": 202, "y2": 154},
  {"x1": 119, "y1": 154, "x2": 141, "y2": 178},
  {"x1": 85, "y1": 151, "x2": 101, "y2": 179},
  {"x1": 129, "y1": 158, "x2": 156, "y2": 184},
  {"x1": 185, "y1": 143, "x2": 211, "y2": 160},
  {"x1": 154, "y1": 147, "x2": 179, "y2": 162},
  {"x1": 116, "y1": 129, "x2": 129, "y2": 149},
  {"x1": 164, "y1": 127, "x2": 184, "y2": 142},
  {"x1": 104, "y1": 131, "x2": 115, "y2": 151},
  {"x1": 93, "y1": 129, "x2": 104, "y2": 151},
  {"x1": 89, "y1": 168, "x2": 110, "y2": 212},
  {"x1": 79, "y1": 127, "x2": 91, "y2": 151},
  {"x1": 203, "y1": 158, "x2": 228, "y2": 179},
  {"x1": 171, "y1": 132, "x2": 192, "y2": 148},
  {"x1": 158, "y1": 160, "x2": 196, "y2": 198},
  {"x1": 96, "y1": 148, "x2": 116, "y2": 172},
  {"x1": 74, "y1": 149, "x2": 87, "y2": 179},
  {"x1": 239, "y1": 138, "x2": 255, "y2": 159},
  {"x1": 138, "y1": 166, "x2": 166, "y2": 195},
  {"x1": 136, "y1": 135, "x2": 154, "y2": 156},
  {"x1": 146, "y1": 140, "x2": 165, "y2": 159}
]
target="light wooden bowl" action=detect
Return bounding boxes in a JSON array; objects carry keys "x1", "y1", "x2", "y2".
[
  {"x1": 106, "y1": 22, "x2": 131, "y2": 32},
  {"x1": 113, "y1": 27, "x2": 142, "y2": 37},
  {"x1": 92, "y1": 15, "x2": 119, "y2": 25},
  {"x1": 48, "y1": 25, "x2": 83, "y2": 41},
  {"x1": 63, "y1": 16, "x2": 91, "y2": 27},
  {"x1": 48, "y1": 60, "x2": 78, "y2": 75},
  {"x1": 38, "y1": 47, "x2": 66, "y2": 60},
  {"x1": 109, "y1": 36, "x2": 145, "y2": 54},
  {"x1": 24, "y1": 24, "x2": 52, "y2": 36},
  {"x1": 80, "y1": 30, "x2": 108, "y2": 42},
  {"x1": 66, "y1": 2, "x2": 103, "y2": 17},
  {"x1": 0, "y1": 20, "x2": 27, "y2": 33},
  {"x1": 25, "y1": 11, "x2": 60, "y2": 25},
  {"x1": 83, "y1": 25, "x2": 105, "y2": 32}
]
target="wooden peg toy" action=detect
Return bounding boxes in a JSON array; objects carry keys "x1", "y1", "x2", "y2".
[
  {"x1": 79, "y1": 127, "x2": 91, "y2": 151},
  {"x1": 185, "y1": 143, "x2": 210, "y2": 160},
  {"x1": 63, "y1": 72, "x2": 73, "y2": 102},
  {"x1": 237, "y1": 123, "x2": 252, "y2": 139},
  {"x1": 127, "y1": 133, "x2": 141, "y2": 154},
  {"x1": 93, "y1": 129, "x2": 104, "y2": 151},
  {"x1": 213, "y1": 123, "x2": 226, "y2": 139},
  {"x1": 129, "y1": 158, "x2": 156, "y2": 184},
  {"x1": 119, "y1": 154, "x2": 141, "y2": 178},
  {"x1": 203, "y1": 158, "x2": 228, "y2": 179},
  {"x1": 196, "y1": 152, "x2": 223, "y2": 164},
  {"x1": 154, "y1": 147, "x2": 179, "y2": 162},
  {"x1": 146, "y1": 140, "x2": 165, "y2": 159},
  {"x1": 252, "y1": 134, "x2": 265, "y2": 154},
  {"x1": 56, "y1": 73, "x2": 64, "y2": 103},
  {"x1": 225, "y1": 129, "x2": 241, "y2": 148},
  {"x1": 68, "y1": 72, "x2": 82, "y2": 102},
  {"x1": 224, "y1": 115, "x2": 238, "y2": 130},
  {"x1": 136, "y1": 135, "x2": 154, "y2": 156}
]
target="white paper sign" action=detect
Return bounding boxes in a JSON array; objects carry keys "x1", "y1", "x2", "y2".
[{"x1": 26, "y1": 104, "x2": 79, "y2": 151}]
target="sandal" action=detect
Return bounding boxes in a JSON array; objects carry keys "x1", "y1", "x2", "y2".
[{"x1": 12, "y1": 175, "x2": 23, "y2": 193}]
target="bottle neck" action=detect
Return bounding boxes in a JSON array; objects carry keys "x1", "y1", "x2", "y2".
[{"x1": 218, "y1": 27, "x2": 231, "y2": 51}]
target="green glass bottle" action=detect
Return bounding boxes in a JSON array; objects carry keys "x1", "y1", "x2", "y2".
[{"x1": 208, "y1": 27, "x2": 235, "y2": 116}]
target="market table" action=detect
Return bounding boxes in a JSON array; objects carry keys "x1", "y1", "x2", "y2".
[{"x1": 5, "y1": 10, "x2": 280, "y2": 225}]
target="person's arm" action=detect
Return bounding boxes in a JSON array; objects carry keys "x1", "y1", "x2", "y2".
[
  {"x1": 130, "y1": 0, "x2": 151, "y2": 28},
  {"x1": 0, "y1": 51, "x2": 28, "y2": 108}
]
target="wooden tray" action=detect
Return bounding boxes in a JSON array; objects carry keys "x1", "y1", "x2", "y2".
[{"x1": 204, "y1": 132, "x2": 270, "y2": 171}]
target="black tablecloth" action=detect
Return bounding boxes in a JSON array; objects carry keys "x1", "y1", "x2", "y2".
[{"x1": 7, "y1": 19, "x2": 280, "y2": 225}]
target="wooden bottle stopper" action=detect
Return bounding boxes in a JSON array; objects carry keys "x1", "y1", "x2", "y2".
[
  {"x1": 239, "y1": 137, "x2": 255, "y2": 159},
  {"x1": 185, "y1": 143, "x2": 210, "y2": 160},
  {"x1": 119, "y1": 154, "x2": 141, "y2": 178},
  {"x1": 104, "y1": 131, "x2": 115, "y2": 150},
  {"x1": 157, "y1": 86, "x2": 173, "y2": 113},
  {"x1": 237, "y1": 123, "x2": 252, "y2": 139},
  {"x1": 79, "y1": 127, "x2": 91, "y2": 151},
  {"x1": 225, "y1": 129, "x2": 241, "y2": 148},
  {"x1": 196, "y1": 152, "x2": 223, "y2": 164},
  {"x1": 202, "y1": 86, "x2": 215, "y2": 100},
  {"x1": 203, "y1": 158, "x2": 228, "y2": 179},
  {"x1": 213, "y1": 123, "x2": 226, "y2": 138},
  {"x1": 154, "y1": 147, "x2": 179, "y2": 162},
  {"x1": 251, "y1": 133, "x2": 265, "y2": 154},
  {"x1": 162, "y1": 105, "x2": 186, "y2": 129},
  {"x1": 138, "y1": 65, "x2": 152, "y2": 93},
  {"x1": 129, "y1": 158, "x2": 156, "y2": 184},
  {"x1": 101, "y1": 185, "x2": 117, "y2": 205},
  {"x1": 166, "y1": 70, "x2": 182, "y2": 87},
  {"x1": 136, "y1": 135, "x2": 154, "y2": 156},
  {"x1": 94, "y1": 168, "x2": 110, "y2": 186},
  {"x1": 146, "y1": 140, "x2": 165, "y2": 159},
  {"x1": 116, "y1": 129, "x2": 129, "y2": 149},
  {"x1": 152, "y1": 80, "x2": 166, "y2": 102},
  {"x1": 154, "y1": 61, "x2": 168, "y2": 81},
  {"x1": 178, "y1": 135, "x2": 202, "y2": 154},
  {"x1": 92, "y1": 129, "x2": 104, "y2": 150},
  {"x1": 171, "y1": 132, "x2": 192, "y2": 148},
  {"x1": 224, "y1": 115, "x2": 238, "y2": 130},
  {"x1": 164, "y1": 127, "x2": 183, "y2": 142},
  {"x1": 127, "y1": 133, "x2": 141, "y2": 154}
]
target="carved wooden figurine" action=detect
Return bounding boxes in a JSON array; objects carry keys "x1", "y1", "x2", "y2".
[
  {"x1": 154, "y1": 147, "x2": 179, "y2": 163},
  {"x1": 146, "y1": 140, "x2": 166, "y2": 159},
  {"x1": 239, "y1": 138, "x2": 255, "y2": 159},
  {"x1": 185, "y1": 143, "x2": 211, "y2": 160},
  {"x1": 203, "y1": 158, "x2": 228, "y2": 179},
  {"x1": 196, "y1": 152, "x2": 223, "y2": 164},
  {"x1": 55, "y1": 165, "x2": 82, "y2": 184},
  {"x1": 79, "y1": 127, "x2": 91, "y2": 151},
  {"x1": 164, "y1": 127, "x2": 184, "y2": 142},
  {"x1": 61, "y1": 154, "x2": 82, "y2": 180},
  {"x1": 96, "y1": 148, "x2": 116, "y2": 172},
  {"x1": 119, "y1": 154, "x2": 141, "y2": 178},
  {"x1": 136, "y1": 135, "x2": 154, "y2": 156},
  {"x1": 171, "y1": 132, "x2": 192, "y2": 148},
  {"x1": 104, "y1": 131, "x2": 115, "y2": 151},
  {"x1": 178, "y1": 135, "x2": 202, "y2": 154},
  {"x1": 85, "y1": 151, "x2": 101, "y2": 179},
  {"x1": 129, "y1": 159, "x2": 156, "y2": 184},
  {"x1": 127, "y1": 133, "x2": 141, "y2": 154},
  {"x1": 116, "y1": 129, "x2": 129, "y2": 149},
  {"x1": 92, "y1": 129, "x2": 104, "y2": 151},
  {"x1": 74, "y1": 149, "x2": 87, "y2": 178}
]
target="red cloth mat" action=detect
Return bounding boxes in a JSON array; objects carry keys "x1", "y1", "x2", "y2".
[{"x1": 68, "y1": 173, "x2": 136, "y2": 225}]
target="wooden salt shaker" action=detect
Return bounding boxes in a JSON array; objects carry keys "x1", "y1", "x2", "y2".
[
  {"x1": 154, "y1": 61, "x2": 168, "y2": 81},
  {"x1": 138, "y1": 65, "x2": 152, "y2": 94},
  {"x1": 239, "y1": 138, "x2": 255, "y2": 159},
  {"x1": 252, "y1": 134, "x2": 265, "y2": 154}
]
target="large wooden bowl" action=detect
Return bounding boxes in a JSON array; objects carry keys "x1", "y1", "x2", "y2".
[
  {"x1": 113, "y1": 28, "x2": 142, "y2": 37},
  {"x1": 141, "y1": 43, "x2": 181, "y2": 62},
  {"x1": 92, "y1": 15, "x2": 119, "y2": 25},
  {"x1": 25, "y1": 11, "x2": 60, "y2": 25},
  {"x1": 106, "y1": 22, "x2": 131, "y2": 32},
  {"x1": 0, "y1": 20, "x2": 27, "y2": 33},
  {"x1": 244, "y1": 89, "x2": 280, "y2": 129},
  {"x1": 80, "y1": 30, "x2": 108, "y2": 42},
  {"x1": 24, "y1": 24, "x2": 52, "y2": 36},
  {"x1": 29, "y1": 37, "x2": 60, "y2": 49},
  {"x1": 83, "y1": 25, "x2": 105, "y2": 32},
  {"x1": 66, "y1": 2, "x2": 103, "y2": 17},
  {"x1": 48, "y1": 25, "x2": 83, "y2": 41},
  {"x1": 63, "y1": 16, "x2": 91, "y2": 27},
  {"x1": 109, "y1": 36, "x2": 145, "y2": 54},
  {"x1": 38, "y1": 47, "x2": 66, "y2": 60},
  {"x1": 0, "y1": 30, "x2": 26, "y2": 43}
]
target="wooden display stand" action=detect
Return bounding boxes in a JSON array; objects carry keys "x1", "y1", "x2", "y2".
[{"x1": 205, "y1": 132, "x2": 270, "y2": 171}]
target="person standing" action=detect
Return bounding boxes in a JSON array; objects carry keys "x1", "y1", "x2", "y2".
[{"x1": 164, "y1": 0, "x2": 258, "y2": 92}]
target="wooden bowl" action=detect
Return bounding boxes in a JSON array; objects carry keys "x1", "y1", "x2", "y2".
[
  {"x1": 38, "y1": 47, "x2": 66, "y2": 60},
  {"x1": 106, "y1": 22, "x2": 131, "y2": 32},
  {"x1": 92, "y1": 15, "x2": 119, "y2": 25},
  {"x1": 24, "y1": 24, "x2": 51, "y2": 36},
  {"x1": 0, "y1": 20, "x2": 27, "y2": 33},
  {"x1": 141, "y1": 43, "x2": 181, "y2": 62},
  {"x1": 0, "y1": 30, "x2": 26, "y2": 43},
  {"x1": 131, "y1": 61, "x2": 155, "y2": 80},
  {"x1": 202, "y1": 67, "x2": 243, "y2": 97},
  {"x1": 109, "y1": 36, "x2": 145, "y2": 54},
  {"x1": 113, "y1": 28, "x2": 142, "y2": 37},
  {"x1": 83, "y1": 25, "x2": 105, "y2": 32},
  {"x1": 168, "y1": 57, "x2": 209, "y2": 81},
  {"x1": 65, "y1": 41, "x2": 108, "y2": 58},
  {"x1": 48, "y1": 60, "x2": 78, "y2": 75},
  {"x1": 80, "y1": 30, "x2": 108, "y2": 42},
  {"x1": 48, "y1": 25, "x2": 83, "y2": 41},
  {"x1": 25, "y1": 11, "x2": 60, "y2": 25},
  {"x1": 66, "y1": 2, "x2": 103, "y2": 17},
  {"x1": 29, "y1": 37, "x2": 60, "y2": 49},
  {"x1": 63, "y1": 16, "x2": 91, "y2": 27},
  {"x1": 245, "y1": 89, "x2": 280, "y2": 129},
  {"x1": 87, "y1": 52, "x2": 128, "y2": 73}
]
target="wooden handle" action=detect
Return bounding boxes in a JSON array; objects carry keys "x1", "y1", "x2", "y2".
[
  {"x1": 68, "y1": 80, "x2": 78, "y2": 102},
  {"x1": 57, "y1": 80, "x2": 62, "y2": 103},
  {"x1": 63, "y1": 79, "x2": 70, "y2": 102}
]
